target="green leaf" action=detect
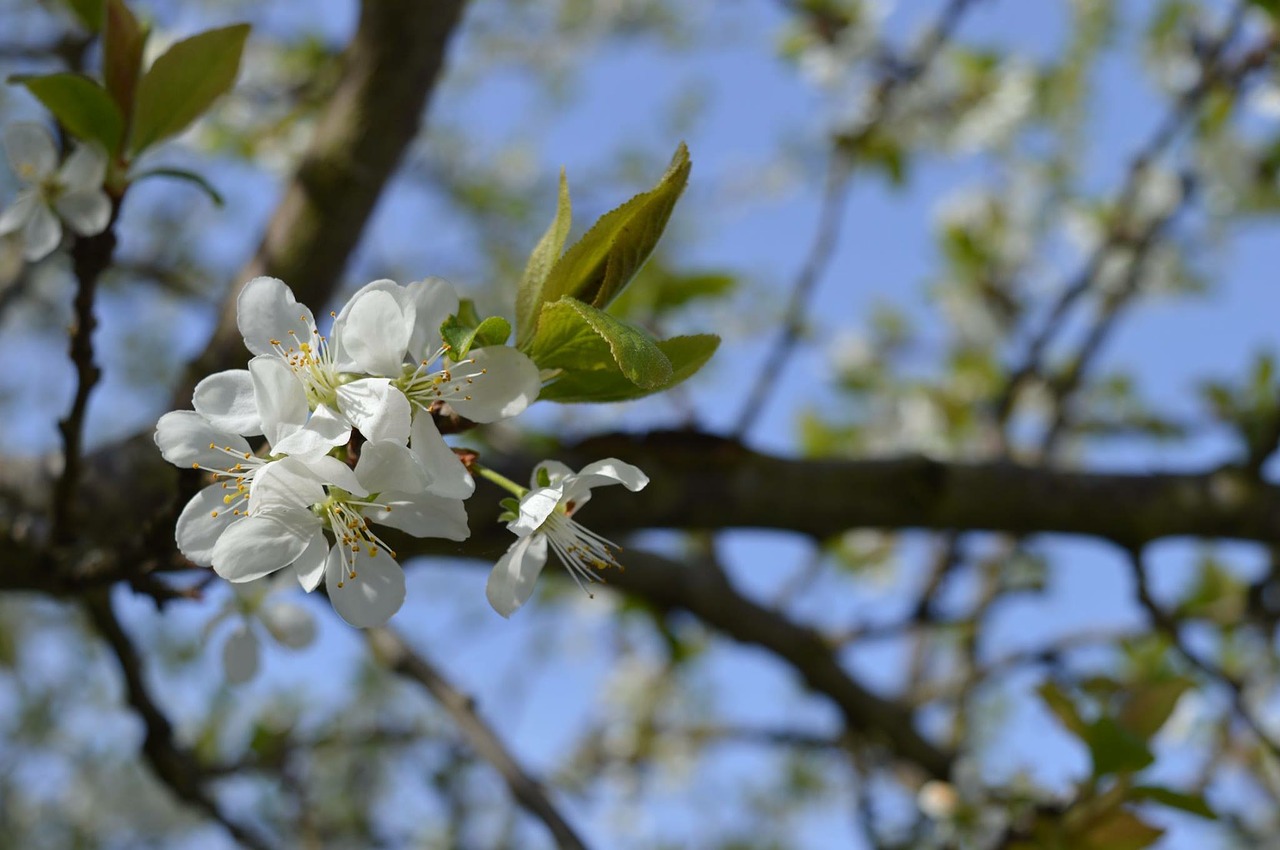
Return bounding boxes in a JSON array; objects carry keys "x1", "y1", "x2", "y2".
[
  {"x1": 534, "y1": 143, "x2": 690, "y2": 323},
  {"x1": 1117, "y1": 678, "x2": 1191, "y2": 742},
  {"x1": 1085, "y1": 716, "x2": 1154, "y2": 777},
  {"x1": 130, "y1": 23, "x2": 250, "y2": 154},
  {"x1": 1130, "y1": 786, "x2": 1216, "y2": 820},
  {"x1": 540, "y1": 334, "x2": 719, "y2": 403},
  {"x1": 16, "y1": 74, "x2": 123, "y2": 153},
  {"x1": 63, "y1": 0, "x2": 104, "y2": 30},
  {"x1": 104, "y1": 0, "x2": 147, "y2": 123},
  {"x1": 527, "y1": 297, "x2": 672, "y2": 390},
  {"x1": 130, "y1": 167, "x2": 224, "y2": 206},
  {"x1": 610, "y1": 262, "x2": 738, "y2": 319},
  {"x1": 516, "y1": 168, "x2": 572, "y2": 347},
  {"x1": 1038, "y1": 681, "x2": 1088, "y2": 739},
  {"x1": 1248, "y1": 0, "x2": 1280, "y2": 20},
  {"x1": 1075, "y1": 809, "x2": 1164, "y2": 850},
  {"x1": 440, "y1": 314, "x2": 511, "y2": 360}
]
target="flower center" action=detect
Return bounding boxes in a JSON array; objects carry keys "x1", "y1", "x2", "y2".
[
  {"x1": 395, "y1": 344, "x2": 487, "y2": 412},
  {"x1": 269, "y1": 314, "x2": 344, "y2": 409},
  {"x1": 192, "y1": 443, "x2": 264, "y2": 518},
  {"x1": 541, "y1": 511, "x2": 623, "y2": 597},
  {"x1": 316, "y1": 491, "x2": 396, "y2": 588}
]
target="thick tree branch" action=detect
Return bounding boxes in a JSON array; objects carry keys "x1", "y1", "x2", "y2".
[{"x1": 179, "y1": 0, "x2": 469, "y2": 401}]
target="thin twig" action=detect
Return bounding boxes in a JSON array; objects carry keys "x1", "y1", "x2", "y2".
[
  {"x1": 82, "y1": 591, "x2": 273, "y2": 850},
  {"x1": 52, "y1": 210, "x2": 119, "y2": 543},
  {"x1": 1127, "y1": 548, "x2": 1280, "y2": 763},
  {"x1": 733, "y1": 0, "x2": 980, "y2": 438},
  {"x1": 367, "y1": 627, "x2": 592, "y2": 850}
]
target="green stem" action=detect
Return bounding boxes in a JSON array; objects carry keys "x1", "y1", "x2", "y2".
[{"x1": 472, "y1": 464, "x2": 528, "y2": 498}]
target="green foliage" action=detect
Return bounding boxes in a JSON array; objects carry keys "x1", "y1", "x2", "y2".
[
  {"x1": 13, "y1": 73, "x2": 123, "y2": 153},
  {"x1": 103, "y1": 0, "x2": 147, "y2": 126},
  {"x1": 528, "y1": 296, "x2": 672, "y2": 390},
  {"x1": 538, "y1": 333, "x2": 719, "y2": 403},
  {"x1": 609, "y1": 261, "x2": 737, "y2": 320},
  {"x1": 521, "y1": 142, "x2": 691, "y2": 339},
  {"x1": 516, "y1": 168, "x2": 572, "y2": 347},
  {"x1": 62, "y1": 0, "x2": 105, "y2": 31},
  {"x1": 440, "y1": 300, "x2": 512, "y2": 360},
  {"x1": 131, "y1": 24, "x2": 250, "y2": 154}
]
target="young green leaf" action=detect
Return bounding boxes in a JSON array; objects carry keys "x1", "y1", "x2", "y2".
[
  {"x1": 1129, "y1": 786, "x2": 1216, "y2": 820},
  {"x1": 130, "y1": 167, "x2": 225, "y2": 206},
  {"x1": 130, "y1": 23, "x2": 250, "y2": 155},
  {"x1": 539, "y1": 334, "x2": 719, "y2": 403},
  {"x1": 440, "y1": 314, "x2": 512, "y2": 360},
  {"x1": 63, "y1": 0, "x2": 105, "y2": 31},
  {"x1": 104, "y1": 0, "x2": 147, "y2": 123},
  {"x1": 516, "y1": 168, "x2": 571, "y2": 347},
  {"x1": 535, "y1": 143, "x2": 690, "y2": 318},
  {"x1": 528, "y1": 297, "x2": 672, "y2": 390},
  {"x1": 15, "y1": 74, "x2": 123, "y2": 153}
]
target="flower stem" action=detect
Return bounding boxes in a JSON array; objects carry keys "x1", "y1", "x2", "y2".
[{"x1": 472, "y1": 463, "x2": 528, "y2": 498}]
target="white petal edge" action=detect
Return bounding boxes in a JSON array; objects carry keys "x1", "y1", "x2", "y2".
[
  {"x1": 336, "y1": 379, "x2": 410, "y2": 445},
  {"x1": 154, "y1": 410, "x2": 253, "y2": 469},
  {"x1": 22, "y1": 200, "x2": 61, "y2": 262},
  {"x1": 485, "y1": 534, "x2": 549, "y2": 618},
  {"x1": 292, "y1": 531, "x2": 329, "y2": 592},
  {"x1": 55, "y1": 189, "x2": 111, "y2": 236},
  {"x1": 340, "y1": 289, "x2": 411, "y2": 376},
  {"x1": 261, "y1": 601, "x2": 316, "y2": 649},
  {"x1": 193, "y1": 370, "x2": 263, "y2": 436},
  {"x1": 445, "y1": 346, "x2": 541, "y2": 423},
  {"x1": 410, "y1": 413, "x2": 474, "y2": 499},
  {"x1": 4, "y1": 123, "x2": 57, "y2": 181},
  {"x1": 237, "y1": 276, "x2": 318, "y2": 357},
  {"x1": 212, "y1": 513, "x2": 315, "y2": 583},
  {"x1": 325, "y1": 546, "x2": 406, "y2": 628},
  {"x1": 368, "y1": 491, "x2": 470, "y2": 541},
  {"x1": 175, "y1": 484, "x2": 238, "y2": 566},
  {"x1": 57, "y1": 143, "x2": 107, "y2": 190}
]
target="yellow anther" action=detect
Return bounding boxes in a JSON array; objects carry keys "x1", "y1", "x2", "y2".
[{"x1": 210, "y1": 511, "x2": 218, "y2": 517}]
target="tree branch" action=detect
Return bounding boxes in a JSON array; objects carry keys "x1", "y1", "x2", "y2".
[{"x1": 367, "y1": 627, "x2": 592, "y2": 850}]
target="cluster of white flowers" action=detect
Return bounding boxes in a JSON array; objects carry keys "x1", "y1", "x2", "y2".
[{"x1": 157, "y1": 275, "x2": 648, "y2": 631}]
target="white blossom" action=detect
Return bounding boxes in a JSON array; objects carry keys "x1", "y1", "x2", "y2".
[
  {"x1": 0, "y1": 124, "x2": 111, "y2": 262},
  {"x1": 207, "y1": 575, "x2": 317, "y2": 684},
  {"x1": 485, "y1": 458, "x2": 648, "y2": 618}
]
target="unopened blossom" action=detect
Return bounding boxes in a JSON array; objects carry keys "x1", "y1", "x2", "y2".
[
  {"x1": 330, "y1": 277, "x2": 541, "y2": 424},
  {"x1": 211, "y1": 446, "x2": 469, "y2": 628},
  {"x1": 485, "y1": 458, "x2": 648, "y2": 618},
  {"x1": 208, "y1": 575, "x2": 317, "y2": 684},
  {"x1": 0, "y1": 123, "x2": 111, "y2": 261}
]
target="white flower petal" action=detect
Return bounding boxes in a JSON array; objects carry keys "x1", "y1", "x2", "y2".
[
  {"x1": 154, "y1": 410, "x2": 252, "y2": 469},
  {"x1": 325, "y1": 546, "x2": 406, "y2": 628},
  {"x1": 4, "y1": 124, "x2": 57, "y2": 182},
  {"x1": 330, "y1": 278, "x2": 403, "y2": 370},
  {"x1": 54, "y1": 189, "x2": 111, "y2": 236},
  {"x1": 175, "y1": 484, "x2": 238, "y2": 566},
  {"x1": 193, "y1": 369, "x2": 262, "y2": 436},
  {"x1": 57, "y1": 143, "x2": 107, "y2": 190},
  {"x1": 261, "y1": 602, "x2": 316, "y2": 649},
  {"x1": 336, "y1": 378, "x2": 410, "y2": 444},
  {"x1": 406, "y1": 276, "x2": 459, "y2": 358},
  {"x1": 250, "y1": 456, "x2": 327, "y2": 511},
  {"x1": 249, "y1": 355, "x2": 309, "y2": 447},
  {"x1": 485, "y1": 534, "x2": 549, "y2": 618},
  {"x1": 21, "y1": 200, "x2": 61, "y2": 261},
  {"x1": 212, "y1": 513, "x2": 315, "y2": 583},
  {"x1": 299, "y1": 453, "x2": 366, "y2": 496},
  {"x1": 237, "y1": 276, "x2": 318, "y2": 357},
  {"x1": 445, "y1": 346, "x2": 541, "y2": 423},
  {"x1": 562, "y1": 458, "x2": 649, "y2": 508},
  {"x1": 355, "y1": 440, "x2": 427, "y2": 494},
  {"x1": 340, "y1": 289, "x2": 411, "y2": 376},
  {"x1": 292, "y1": 530, "x2": 329, "y2": 592},
  {"x1": 0, "y1": 191, "x2": 37, "y2": 236},
  {"x1": 271, "y1": 404, "x2": 351, "y2": 457},
  {"x1": 368, "y1": 491, "x2": 470, "y2": 541},
  {"x1": 222, "y1": 624, "x2": 260, "y2": 684},
  {"x1": 509, "y1": 486, "x2": 564, "y2": 536},
  {"x1": 410, "y1": 413, "x2": 474, "y2": 499}
]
